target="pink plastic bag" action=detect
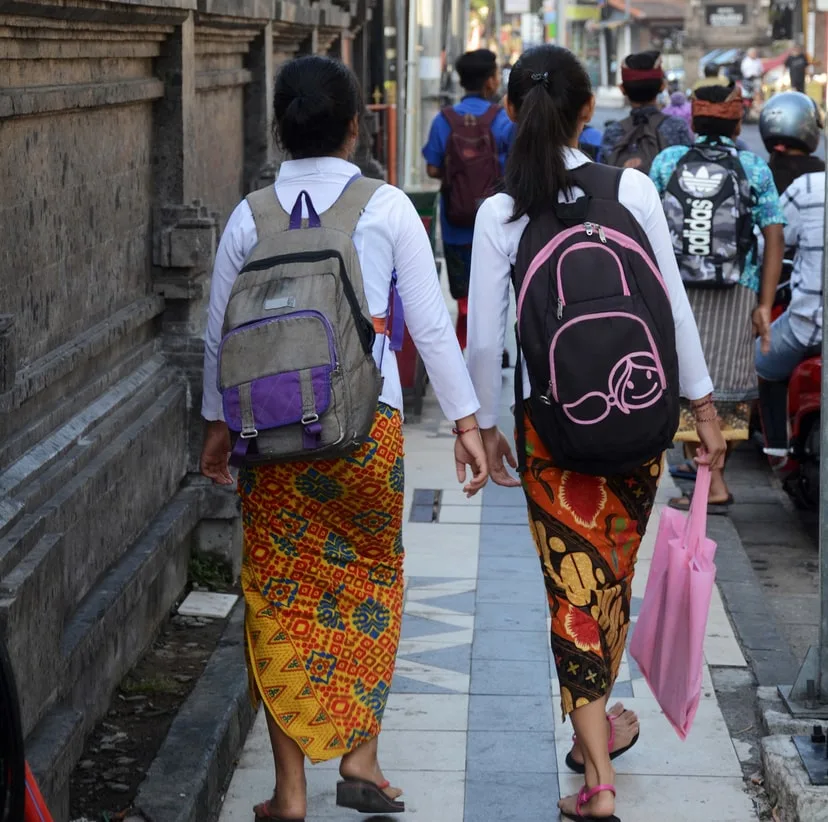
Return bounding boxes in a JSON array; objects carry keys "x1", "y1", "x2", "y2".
[{"x1": 629, "y1": 464, "x2": 718, "y2": 739}]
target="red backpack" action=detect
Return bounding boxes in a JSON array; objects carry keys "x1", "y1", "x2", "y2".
[{"x1": 441, "y1": 105, "x2": 501, "y2": 228}]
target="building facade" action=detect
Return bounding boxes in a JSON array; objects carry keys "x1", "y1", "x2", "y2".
[{"x1": 0, "y1": 1, "x2": 379, "y2": 818}]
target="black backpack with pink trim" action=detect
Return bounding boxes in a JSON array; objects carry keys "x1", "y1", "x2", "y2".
[{"x1": 512, "y1": 164, "x2": 680, "y2": 476}]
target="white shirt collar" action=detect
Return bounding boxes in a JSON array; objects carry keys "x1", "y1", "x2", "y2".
[
  {"x1": 276, "y1": 156, "x2": 361, "y2": 183},
  {"x1": 564, "y1": 147, "x2": 591, "y2": 170}
]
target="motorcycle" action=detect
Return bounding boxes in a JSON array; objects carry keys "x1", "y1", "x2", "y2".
[
  {"x1": 738, "y1": 76, "x2": 763, "y2": 123},
  {"x1": 755, "y1": 260, "x2": 822, "y2": 508}
]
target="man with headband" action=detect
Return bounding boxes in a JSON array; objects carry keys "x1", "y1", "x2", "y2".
[
  {"x1": 600, "y1": 50, "x2": 693, "y2": 173},
  {"x1": 650, "y1": 83, "x2": 785, "y2": 513}
]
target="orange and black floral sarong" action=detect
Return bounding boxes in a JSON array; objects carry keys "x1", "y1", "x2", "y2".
[
  {"x1": 521, "y1": 408, "x2": 662, "y2": 719},
  {"x1": 238, "y1": 404, "x2": 405, "y2": 763}
]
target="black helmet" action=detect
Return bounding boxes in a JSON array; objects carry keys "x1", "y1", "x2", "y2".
[{"x1": 759, "y1": 91, "x2": 822, "y2": 154}]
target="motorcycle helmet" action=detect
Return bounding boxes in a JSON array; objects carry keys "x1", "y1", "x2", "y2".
[{"x1": 759, "y1": 91, "x2": 822, "y2": 154}]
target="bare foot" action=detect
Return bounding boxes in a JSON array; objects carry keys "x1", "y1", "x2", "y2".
[
  {"x1": 568, "y1": 703, "x2": 640, "y2": 767},
  {"x1": 254, "y1": 786, "x2": 307, "y2": 820},
  {"x1": 558, "y1": 783, "x2": 617, "y2": 819},
  {"x1": 340, "y1": 753, "x2": 403, "y2": 801}
]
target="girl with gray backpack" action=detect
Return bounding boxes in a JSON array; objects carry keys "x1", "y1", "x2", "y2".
[
  {"x1": 465, "y1": 45, "x2": 725, "y2": 821},
  {"x1": 199, "y1": 55, "x2": 488, "y2": 822}
]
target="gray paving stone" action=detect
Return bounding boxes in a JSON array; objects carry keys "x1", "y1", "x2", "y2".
[
  {"x1": 399, "y1": 644, "x2": 472, "y2": 675},
  {"x1": 478, "y1": 524, "x2": 536, "y2": 557},
  {"x1": 470, "y1": 659, "x2": 551, "y2": 696},
  {"x1": 416, "y1": 590, "x2": 476, "y2": 614},
  {"x1": 482, "y1": 483, "x2": 528, "y2": 507},
  {"x1": 480, "y1": 506, "x2": 530, "y2": 525},
  {"x1": 465, "y1": 771, "x2": 560, "y2": 822},
  {"x1": 389, "y1": 675, "x2": 463, "y2": 695},
  {"x1": 477, "y1": 554, "x2": 542, "y2": 581},
  {"x1": 611, "y1": 680, "x2": 634, "y2": 699},
  {"x1": 409, "y1": 504, "x2": 434, "y2": 523},
  {"x1": 401, "y1": 614, "x2": 465, "y2": 640},
  {"x1": 473, "y1": 629, "x2": 550, "y2": 661},
  {"x1": 476, "y1": 576, "x2": 546, "y2": 604},
  {"x1": 468, "y1": 695, "x2": 554, "y2": 732},
  {"x1": 475, "y1": 602, "x2": 548, "y2": 632},
  {"x1": 466, "y1": 731, "x2": 557, "y2": 774},
  {"x1": 407, "y1": 576, "x2": 467, "y2": 587}
]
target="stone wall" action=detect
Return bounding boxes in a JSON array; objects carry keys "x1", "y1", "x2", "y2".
[{"x1": 0, "y1": 1, "x2": 376, "y2": 818}]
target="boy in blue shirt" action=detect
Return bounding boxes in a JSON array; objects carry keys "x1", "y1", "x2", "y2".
[{"x1": 423, "y1": 49, "x2": 515, "y2": 351}]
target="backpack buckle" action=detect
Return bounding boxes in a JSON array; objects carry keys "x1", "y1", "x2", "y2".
[
  {"x1": 301, "y1": 413, "x2": 320, "y2": 425},
  {"x1": 240, "y1": 426, "x2": 259, "y2": 439}
]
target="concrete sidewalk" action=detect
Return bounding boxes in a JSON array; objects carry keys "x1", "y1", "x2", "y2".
[{"x1": 216, "y1": 377, "x2": 759, "y2": 822}]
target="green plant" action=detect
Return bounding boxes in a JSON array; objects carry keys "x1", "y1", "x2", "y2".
[{"x1": 188, "y1": 552, "x2": 233, "y2": 591}]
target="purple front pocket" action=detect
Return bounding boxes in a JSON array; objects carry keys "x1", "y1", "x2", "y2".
[{"x1": 223, "y1": 365, "x2": 333, "y2": 432}]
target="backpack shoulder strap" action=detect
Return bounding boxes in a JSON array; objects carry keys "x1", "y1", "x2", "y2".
[
  {"x1": 442, "y1": 105, "x2": 463, "y2": 130},
  {"x1": 478, "y1": 104, "x2": 502, "y2": 126},
  {"x1": 569, "y1": 162, "x2": 624, "y2": 200},
  {"x1": 246, "y1": 185, "x2": 291, "y2": 235},
  {"x1": 320, "y1": 175, "x2": 385, "y2": 236}
]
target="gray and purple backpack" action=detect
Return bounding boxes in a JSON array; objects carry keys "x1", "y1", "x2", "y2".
[
  {"x1": 218, "y1": 175, "x2": 402, "y2": 465},
  {"x1": 512, "y1": 164, "x2": 680, "y2": 476}
]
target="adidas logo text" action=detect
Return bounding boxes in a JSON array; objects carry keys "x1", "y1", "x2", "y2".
[{"x1": 683, "y1": 198, "x2": 714, "y2": 256}]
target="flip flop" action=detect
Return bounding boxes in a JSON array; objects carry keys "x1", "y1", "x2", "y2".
[
  {"x1": 668, "y1": 461, "x2": 698, "y2": 481},
  {"x1": 565, "y1": 712, "x2": 640, "y2": 774},
  {"x1": 560, "y1": 784, "x2": 621, "y2": 821},
  {"x1": 336, "y1": 778, "x2": 405, "y2": 814},
  {"x1": 668, "y1": 493, "x2": 734, "y2": 516}
]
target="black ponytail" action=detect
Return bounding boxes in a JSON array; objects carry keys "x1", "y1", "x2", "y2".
[{"x1": 505, "y1": 45, "x2": 593, "y2": 221}]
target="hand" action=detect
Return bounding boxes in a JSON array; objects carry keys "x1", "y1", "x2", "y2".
[
  {"x1": 752, "y1": 305, "x2": 772, "y2": 356},
  {"x1": 694, "y1": 419, "x2": 726, "y2": 472},
  {"x1": 200, "y1": 420, "x2": 234, "y2": 485},
  {"x1": 454, "y1": 430, "x2": 489, "y2": 497},
  {"x1": 481, "y1": 427, "x2": 521, "y2": 487}
]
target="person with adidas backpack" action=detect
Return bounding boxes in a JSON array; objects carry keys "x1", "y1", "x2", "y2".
[
  {"x1": 599, "y1": 50, "x2": 693, "y2": 174},
  {"x1": 465, "y1": 45, "x2": 725, "y2": 822},
  {"x1": 200, "y1": 56, "x2": 489, "y2": 822},
  {"x1": 650, "y1": 83, "x2": 785, "y2": 514}
]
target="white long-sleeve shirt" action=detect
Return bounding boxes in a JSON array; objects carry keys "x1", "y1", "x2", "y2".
[
  {"x1": 467, "y1": 148, "x2": 714, "y2": 429},
  {"x1": 202, "y1": 157, "x2": 480, "y2": 423}
]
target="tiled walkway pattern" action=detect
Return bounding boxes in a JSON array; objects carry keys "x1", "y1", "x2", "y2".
[{"x1": 218, "y1": 385, "x2": 759, "y2": 822}]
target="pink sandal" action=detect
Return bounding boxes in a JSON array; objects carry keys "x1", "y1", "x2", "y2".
[
  {"x1": 565, "y1": 712, "x2": 640, "y2": 774},
  {"x1": 560, "y1": 784, "x2": 620, "y2": 821}
]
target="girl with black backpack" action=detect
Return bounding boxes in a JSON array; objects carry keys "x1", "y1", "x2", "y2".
[{"x1": 465, "y1": 45, "x2": 726, "y2": 821}]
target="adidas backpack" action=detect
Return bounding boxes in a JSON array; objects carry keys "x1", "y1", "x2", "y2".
[
  {"x1": 513, "y1": 164, "x2": 680, "y2": 476},
  {"x1": 605, "y1": 112, "x2": 667, "y2": 174},
  {"x1": 662, "y1": 141, "x2": 754, "y2": 287},
  {"x1": 218, "y1": 175, "x2": 392, "y2": 465}
]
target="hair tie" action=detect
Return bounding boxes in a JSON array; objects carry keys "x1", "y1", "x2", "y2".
[{"x1": 530, "y1": 72, "x2": 549, "y2": 87}]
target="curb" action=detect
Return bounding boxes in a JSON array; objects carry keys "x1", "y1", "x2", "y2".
[
  {"x1": 133, "y1": 600, "x2": 255, "y2": 822},
  {"x1": 706, "y1": 515, "x2": 800, "y2": 686},
  {"x1": 761, "y1": 735, "x2": 828, "y2": 822}
]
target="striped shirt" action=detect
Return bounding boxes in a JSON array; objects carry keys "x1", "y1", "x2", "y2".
[{"x1": 781, "y1": 172, "x2": 825, "y2": 346}]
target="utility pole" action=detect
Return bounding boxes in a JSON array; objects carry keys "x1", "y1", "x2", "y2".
[{"x1": 395, "y1": 0, "x2": 406, "y2": 189}]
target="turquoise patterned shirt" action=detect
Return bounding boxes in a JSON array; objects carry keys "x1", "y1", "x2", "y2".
[{"x1": 649, "y1": 136, "x2": 786, "y2": 292}]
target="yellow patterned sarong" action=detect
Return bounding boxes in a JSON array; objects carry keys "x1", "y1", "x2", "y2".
[{"x1": 239, "y1": 404, "x2": 405, "y2": 763}]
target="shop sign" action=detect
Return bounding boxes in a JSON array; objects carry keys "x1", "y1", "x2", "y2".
[{"x1": 705, "y1": 4, "x2": 747, "y2": 26}]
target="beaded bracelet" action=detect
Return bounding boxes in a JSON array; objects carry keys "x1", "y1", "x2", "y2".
[{"x1": 452, "y1": 425, "x2": 480, "y2": 436}]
